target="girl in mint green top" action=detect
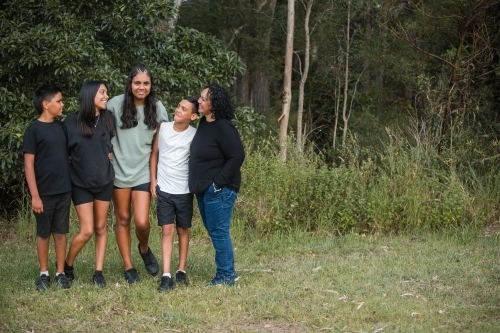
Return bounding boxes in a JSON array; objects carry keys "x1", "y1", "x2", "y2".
[{"x1": 107, "y1": 65, "x2": 168, "y2": 284}]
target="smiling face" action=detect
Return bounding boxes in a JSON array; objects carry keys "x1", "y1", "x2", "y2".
[
  {"x1": 94, "y1": 84, "x2": 108, "y2": 114},
  {"x1": 174, "y1": 99, "x2": 199, "y2": 124},
  {"x1": 43, "y1": 92, "x2": 64, "y2": 118},
  {"x1": 130, "y1": 72, "x2": 151, "y2": 105},
  {"x1": 198, "y1": 88, "x2": 212, "y2": 118}
]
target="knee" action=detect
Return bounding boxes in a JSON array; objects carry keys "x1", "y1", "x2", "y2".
[
  {"x1": 115, "y1": 213, "x2": 131, "y2": 227},
  {"x1": 52, "y1": 233, "x2": 66, "y2": 241},
  {"x1": 94, "y1": 224, "x2": 107, "y2": 237},
  {"x1": 135, "y1": 219, "x2": 150, "y2": 232},
  {"x1": 79, "y1": 228, "x2": 94, "y2": 241},
  {"x1": 162, "y1": 225, "x2": 175, "y2": 238}
]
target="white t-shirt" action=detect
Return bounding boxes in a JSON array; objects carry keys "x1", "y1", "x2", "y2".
[{"x1": 157, "y1": 122, "x2": 197, "y2": 194}]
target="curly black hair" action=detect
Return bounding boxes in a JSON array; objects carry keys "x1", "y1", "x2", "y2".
[
  {"x1": 121, "y1": 64, "x2": 159, "y2": 130},
  {"x1": 205, "y1": 84, "x2": 234, "y2": 120}
]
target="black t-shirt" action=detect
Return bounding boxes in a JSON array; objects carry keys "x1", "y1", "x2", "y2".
[
  {"x1": 63, "y1": 112, "x2": 115, "y2": 191},
  {"x1": 189, "y1": 117, "x2": 245, "y2": 194},
  {"x1": 22, "y1": 120, "x2": 72, "y2": 196}
]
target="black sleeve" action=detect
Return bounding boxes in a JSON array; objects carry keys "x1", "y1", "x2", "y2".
[
  {"x1": 22, "y1": 126, "x2": 37, "y2": 154},
  {"x1": 213, "y1": 121, "x2": 245, "y2": 188}
]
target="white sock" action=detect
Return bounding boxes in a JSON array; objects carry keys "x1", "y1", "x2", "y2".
[
  {"x1": 163, "y1": 273, "x2": 171, "y2": 278},
  {"x1": 40, "y1": 271, "x2": 49, "y2": 277},
  {"x1": 56, "y1": 272, "x2": 65, "y2": 276},
  {"x1": 176, "y1": 270, "x2": 186, "y2": 274}
]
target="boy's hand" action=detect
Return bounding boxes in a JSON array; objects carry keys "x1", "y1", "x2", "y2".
[
  {"x1": 32, "y1": 196, "x2": 43, "y2": 214},
  {"x1": 150, "y1": 180, "x2": 157, "y2": 198}
]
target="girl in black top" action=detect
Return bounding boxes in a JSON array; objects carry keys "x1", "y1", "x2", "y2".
[{"x1": 63, "y1": 81, "x2": 115, "y2": 287}]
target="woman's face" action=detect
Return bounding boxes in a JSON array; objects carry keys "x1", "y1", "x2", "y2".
[
  {"x1": 130, "y1": 72, "x2": 151, "y2": 105},
  {"x1": 94, "y1": 84, "x2": 108, "y2": 113},
  {"x1": 198, "y1": 88, "x2": 212, "y2": 117}
]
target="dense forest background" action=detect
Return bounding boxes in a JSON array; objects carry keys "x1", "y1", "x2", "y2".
[
  {"x1": 1, "y1": 0, "x2": 500, "y2": 233},
  {"x1": 179, "y1": 0, "x2": 500, "y2": 161}
]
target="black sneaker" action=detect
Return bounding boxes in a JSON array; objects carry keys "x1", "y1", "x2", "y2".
[
  {"x1": 55, "y1": 274, "x2": 70, "y2": 289},
  {"x1": 64, "y1": 262, "x2": 74, "y2": 281},
  {"x1": 138, "y1": 244, "x2": 159, "y2": 276},
  {"x1": 175, "y1": 271, "x2": 188, "y2": 285},
  {"x1": 124, "y1": 268, "x2": 140, "y2": 284},
  {"x1": 35, "y1": 274, "x2": 51, "y2": 291},
  {"x1": 158, "y1": 276, "x2": 175, "y2": 292},
  {"x1": 92, "y1": 273, "x2": 106, "y2": 288}
]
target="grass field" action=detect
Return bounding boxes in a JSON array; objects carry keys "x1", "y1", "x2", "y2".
[{"x1": 0, "y1": 219, "x2": 499, "y2": 332}]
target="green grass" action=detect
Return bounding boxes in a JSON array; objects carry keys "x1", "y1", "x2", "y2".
[{"x1": 0, "y1": 217, "x2": 499, "y2": 332}]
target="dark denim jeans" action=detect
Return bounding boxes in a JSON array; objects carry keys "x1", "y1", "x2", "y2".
[{"x1": 196, "y1": 183, "x2": 238, "y2": 280}]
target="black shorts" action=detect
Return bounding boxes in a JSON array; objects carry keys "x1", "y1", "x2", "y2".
[
  {"x1": 113, "y1": 182, "x2": 150, "y2": 192},
  {"x1": 156, "y1": 186, "x2": 193, "y2": 229},
  {"x1": 72, "y1": 181, "x2": 114, "y2": 206},
  {"x1": 34, "y1": 191, "x2": 71, "y2": 238}
]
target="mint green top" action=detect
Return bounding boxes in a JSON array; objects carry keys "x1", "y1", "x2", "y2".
[{"x1": 107, "y1": 94, "x2": 169, "y2": 187}]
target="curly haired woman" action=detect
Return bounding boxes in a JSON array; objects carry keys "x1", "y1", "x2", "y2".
[{"x1": 189, "y1": 83, "x2": 245, "y2": 286}]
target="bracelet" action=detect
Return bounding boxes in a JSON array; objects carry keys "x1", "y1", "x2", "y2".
[{"x1": 213, "y1": 182, "x2": 222, "y2": 192}]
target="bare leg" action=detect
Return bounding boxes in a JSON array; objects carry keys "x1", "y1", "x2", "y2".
[
  {"x1": 37, "y1": 236, "x2": 50, "y2": 272},
  {"x1": 113, "y1": 188, "x2": 133, "y2": 270},
  {"x1": 93, "y1": 200, "x2": 110, "y2": 271},
  {"x1": 52, "y1": 233, "x2": 67, "y2": 274},
  {"x1": 161, "y1": 224, "x2": 175, "y2": 274},
  {"x1": 66, "y1": 202, "x2": 94, "y2": 266},
  {"x1": 131, "y1": 191, "x2": 151, "y2": 253},
  {"x1": 177, "y1": 227, "x2": 189, "y2": 271}
]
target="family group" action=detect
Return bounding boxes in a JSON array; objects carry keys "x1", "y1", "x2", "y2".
[{"x1": 22, "y1": 65, "x2": 245, "y2": 292}]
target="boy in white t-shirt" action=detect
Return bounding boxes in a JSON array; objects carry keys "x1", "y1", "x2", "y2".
[{"x1": 150, "y1": 97, "x2": 199, "y2": 292}]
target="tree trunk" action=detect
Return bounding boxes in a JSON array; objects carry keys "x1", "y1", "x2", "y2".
[
  {"x1": 341, "y1": 0, "x2": 351, "y2": 150},
  {"x1": 168, "y1": 0, "x2": 183, "y2": 31},
  {"x1": 236, "y1": 53, "x2": 251, "y2": 106},
  {"x1": 251, "y1": 0, "x2": 278, "y2": 113},
  {"x1": 279, "y1": 0, "x2": 295, "y2": 162},
  {"x1": 297, "y1": 0, "x2": 314, "y2": 153},
  {"x1": 252, "y1": 71, "x2": 270, "y2": 112}
]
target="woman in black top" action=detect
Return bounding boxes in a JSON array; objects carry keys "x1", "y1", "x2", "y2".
[
  {"x1": 63, "y1": 81, "x2": 115, "y2": 287},
  {"x1": 189, "y1": 84, "x2": 245, "y2": 286}
]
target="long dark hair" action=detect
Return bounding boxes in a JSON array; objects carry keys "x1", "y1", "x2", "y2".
[
  {"x1": 205, "y1": 84, "x2": 235, "y2": 120},
  {"x1": 121, "y1": 64, "x2": 159, "y2": 130},
  {"x1": 76, "y1": 81, "x2": 115, "y2": 138}
]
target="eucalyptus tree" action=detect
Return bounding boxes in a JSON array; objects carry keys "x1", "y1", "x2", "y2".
[{"x1": 279, "y1": 0, "x2": 295, "y2": 161}]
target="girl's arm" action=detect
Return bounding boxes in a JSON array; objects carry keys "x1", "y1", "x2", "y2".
[{"x1": 149, "y1": 124, "x2": 161, "y2": 198}]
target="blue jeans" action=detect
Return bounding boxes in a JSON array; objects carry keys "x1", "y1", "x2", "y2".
[{"x1": 196, "y1": 183, "x2": 238, "y2": 279}]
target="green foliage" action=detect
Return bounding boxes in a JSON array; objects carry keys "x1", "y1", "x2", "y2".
[
  {"x1": 0, "y1": 0, "x2": 245, "y2": 203},
  {"x1": 236, "y1": 129, "x2": 494, "y2": 234},
  {"x1": 233, "y1": 106, "x2": 267, "y2": 138}
]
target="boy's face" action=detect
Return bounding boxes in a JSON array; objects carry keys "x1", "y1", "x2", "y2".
[
  {"x1": 174, "y1": 100, "x2": 198, "y2": 123},
  {"x1": 42, "y1": 92, "x2": 64, "y2": 118}
]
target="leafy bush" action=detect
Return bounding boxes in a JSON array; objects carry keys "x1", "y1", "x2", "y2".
[
  {"x1": 235, "y1": 130, "x2": 490, "y2": 235},
  {"x1": 0, "y1": 0, "x2": 244, "y2": 206}
]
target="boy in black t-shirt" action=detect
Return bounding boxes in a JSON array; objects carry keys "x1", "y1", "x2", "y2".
[{"x1": 23, "y1": 85, "x2": 72, "y2": 291}]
